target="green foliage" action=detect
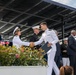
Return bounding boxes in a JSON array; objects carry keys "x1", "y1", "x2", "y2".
[{"x1": 0, "y1": 45, "x2": 46, "y2": 66}]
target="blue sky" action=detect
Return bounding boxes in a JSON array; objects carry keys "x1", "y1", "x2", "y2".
[{"x1": 52, "y1": 0, "x2": 76, "y2": 8}]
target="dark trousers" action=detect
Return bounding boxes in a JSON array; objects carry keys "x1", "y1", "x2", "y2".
[
  {"x1": 69, "y1": 55, "x2": 76, "y2": 75},
  {"x1": 55, "y1": 56, "x2": 61, "y2": 68}
]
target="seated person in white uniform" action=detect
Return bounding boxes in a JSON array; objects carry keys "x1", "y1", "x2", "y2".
[{"x1": 12, "y1": 27, "x2": 30, "y2": 48}]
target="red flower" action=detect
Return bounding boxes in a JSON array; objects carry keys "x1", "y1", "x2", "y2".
[
  {"x1": 15, "y1": 54, "x2": 20, "y2": 58},
  {"x1": 5, "y1": 42, "x2": 9, "y2": 45}
]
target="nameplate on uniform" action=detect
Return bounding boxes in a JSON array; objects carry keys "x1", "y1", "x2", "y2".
[{"x1": 40, "y1": 42, "x2": 52, "y2": 53}]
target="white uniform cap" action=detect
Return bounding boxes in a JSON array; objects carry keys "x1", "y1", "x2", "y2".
[
  {"x1": 63, "y1": 38, "x2": 68, "y2": 40},
  {"x1": 32, "y1": 25, "x2": 40, "y2": 29},
  {"x1": 13, "y1": 27, "x2": 20, "y2": 35}
]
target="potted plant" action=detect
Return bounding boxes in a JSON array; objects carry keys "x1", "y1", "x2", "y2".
[{"x1": 0, "y1": 45, "x2": 47, "y2": 75}]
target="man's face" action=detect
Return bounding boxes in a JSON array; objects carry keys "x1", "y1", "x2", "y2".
[
  {"x1": 40, "y1": 24, "x2": 46, "y2": 31},
  {"x1": 64, "y1": 40, "x2": 68, "y2": 44},
  {"x1": 33, "y1": 28, "x2": 39, "y2": 35},
  {"x1": 72, "y1": 32, "x2": 76, "y2": 36}
]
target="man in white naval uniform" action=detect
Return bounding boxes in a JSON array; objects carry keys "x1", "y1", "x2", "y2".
[
  {"x1": 31, "y1": 22, "x2": 60, "y2": 75},
  {"x1": 12, "y1": 27, "x2": 30, "y2": 48}
]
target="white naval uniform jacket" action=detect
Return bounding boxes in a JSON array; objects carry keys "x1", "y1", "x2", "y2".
[
  {"x1": 35, "y1": 29, "x2": 59, "y2": 52},
  {"x1": 13, "y1": 36, "x2": 29, "y2": 48}
]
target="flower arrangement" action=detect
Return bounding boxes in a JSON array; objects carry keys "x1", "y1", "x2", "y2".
[{"x1": 0, "y1": 45, "x2": 46, "y2": 66}]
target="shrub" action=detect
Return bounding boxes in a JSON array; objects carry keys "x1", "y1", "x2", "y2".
[{"x1": 0, "y1": 45, "x2": 46, "y2": 66}]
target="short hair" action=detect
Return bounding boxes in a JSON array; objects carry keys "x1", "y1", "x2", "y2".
[
  {"x1": 71, "y1": 30, "x2": 76, "y2": 33},
  {"x1": 60, "y1": 66, "x2": 74, "y2": 75},
  {"x1": 40, "y1": 22, "x2": 47, "y2": 26}
]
